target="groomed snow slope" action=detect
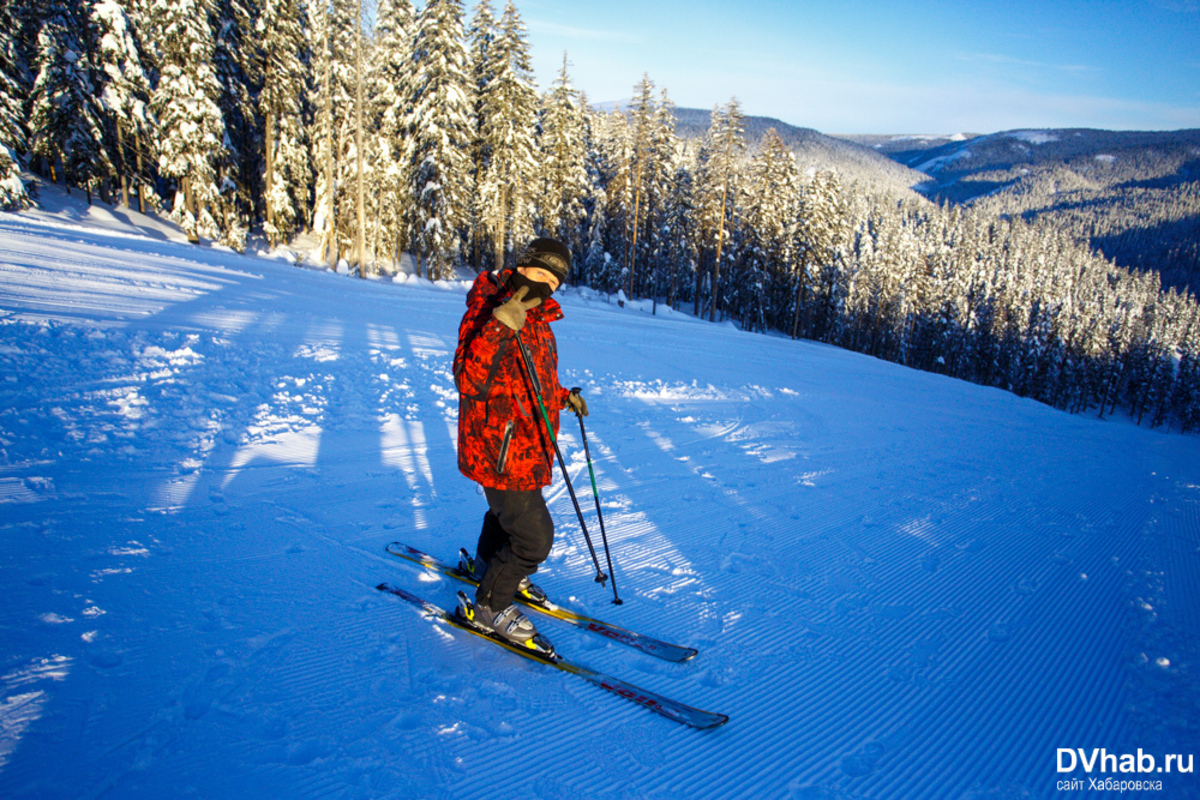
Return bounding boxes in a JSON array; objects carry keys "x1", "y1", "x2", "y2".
[{"x1": 1, "y1": 201, "x2": 1198, "y2": 799}]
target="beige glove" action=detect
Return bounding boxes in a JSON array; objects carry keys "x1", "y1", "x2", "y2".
[
  {"x1": 492, "y1": 284, "x2": 542, "y2": 331},
  {"x1": 566, "y1": 387, "x2": 588, "y2": 417}
]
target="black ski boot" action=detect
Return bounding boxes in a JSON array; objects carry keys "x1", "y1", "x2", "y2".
[{"x1": 459, "y1": 548, "x2": 548, "y2": 605}]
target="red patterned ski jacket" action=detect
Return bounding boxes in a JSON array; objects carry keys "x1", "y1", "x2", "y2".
[{"x1": 454, "y1": 271, "x2": 570, "y2": 491}]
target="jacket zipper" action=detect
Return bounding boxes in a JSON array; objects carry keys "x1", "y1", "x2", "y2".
[{"x1": 495, "y1": 420, "x2": 515, "y2": 474}]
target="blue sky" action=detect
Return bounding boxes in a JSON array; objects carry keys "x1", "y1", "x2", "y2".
[{"x1": 518, "y1": 0, "x2": 1200, "y2": 134}]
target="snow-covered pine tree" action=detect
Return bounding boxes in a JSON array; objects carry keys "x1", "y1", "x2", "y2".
[
  {"x1": 694, "y1": 98, "x2": 745, "y2": 321},
  {"x1": 591, "y1": 107, "x2": 631, "y2": 293},
  {"x1": 308, "y1": 0, "x2": 337, "y2": 264},
  {"x1": 0, "y1": 0, "x2": 31, "y2": 209},
  {"x1": 643, "y1": 87, "x2": 678, "y2": 305},
  {"x1": 474, "y1": 0, "x2": 538, "y2": 271},
  {"x1": 839, "y1": 196, "x2": 875, "y2": 351},
  {"x1": 1137, "y1": 300, "x2": 1176, "y2": 428},
  {"x1": 1169, "y1": 308, "x2": 1200, "y2": 431},
  {"x1": 210, "y1": 0, "x2": 262, "y2": 251},
  {"x1": 793, "y1": 168, "x2": 846, "y2": 339},
  {"x1": 351, "y1": 0, "x2": 368, "y2": 273},
  {"x1": 537, "y1": 52, "x2": 588, "y2": 259},
  {"x1": 741, "y1": 127, "x2": 798, "y2": 332},
  {"x1": 581, "y1": 184, "x2": 609, "y2": 289},
  {"x1": 92, "y1": 0, "x2": 153, "y2": 211},
  {"x1": 408, "y1": 0, "x2": 473, "y2": 279},
  {"x1": 151, "y1": 0, "x2": 228, "y2": 243},
  {"x1": 258, "y1": 0, "x2": 308, "y2": 247},
  {"x1": 310, "y1": 0, "x2": 360, "y2": 267},
  {"x1": 370, "y1": 0, "x2": 416, "y2": 270},
  {"x1": 120, "y1": 0, "x2": 159, "y2": 214},
  {"x1": 850, "y1": 194, "x2": 915, "y2": 357},
  {"x1": 661, "y1": 150, "x2": 698, "y2": 311},
  {"x1": 624, "y1": 74, "x2": 655, "y2": 299},
  {"x1": 30, "y1": 0, "x2": 111, "y2": 202},
  {"x1": 466, "y1": 0, "x2": 496, "y2": 271}
]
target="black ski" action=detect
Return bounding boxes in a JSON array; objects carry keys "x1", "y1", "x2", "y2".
[
  {"x1": 385, "y1": 542, "x2": 697, "y2": 662},
  {"x1": 375, "y1": 582, "x2": 728, "y2": 730}
]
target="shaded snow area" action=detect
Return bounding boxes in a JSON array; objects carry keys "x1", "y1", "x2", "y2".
[{"x1": 2, "y1": 209, "x2": 1199, "y2": 800}]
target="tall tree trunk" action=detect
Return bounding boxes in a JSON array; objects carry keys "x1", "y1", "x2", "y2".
[
  {"x1": 710, "y1": 202, "x2": 727, "y2": 322},
  {"x1": 472, "y1": 147, "x2": 483, "y2": 272},
  {"x1": 791, "y1": 255, "x2": 807, "y2": 339},
  {"x1": 134, "y1": 131, "x2": 147, "y2": 214},
  {"x1": 709, "y1": 136, "x2": 736, "y2": 324},
  {"x1": 264, "y1": 108, "x2": 276, "y2": 246},
  {"x1": 184, "y1": 175, "x2": 199, "y2": 244},
  {"x1": 628, "y1": 165, "x2": 642, "y2": 299},
  {"x1": 116, "y1": 126, "x2": 130, "y2": 209},
  {"x1": 493, "y1": 184, "x2": 508, "y2": 273},
  {"x1": 321, "y1": 13, "x2": 336, "y2": 268},
  {"x1": 355, "y1": 0, "x2": 367, "y2": 277}
]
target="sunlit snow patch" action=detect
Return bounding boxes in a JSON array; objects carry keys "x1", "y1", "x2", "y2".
[
  {"x1": 380, "y1": 414, "x2": 437, "y2": 528},
  {"x1": 0, "y1": 655, "x2": 73, "y2": 770},
  {"x1": 225, "y1": 425, "x2": 321, "y2": 477},
  {"x1": 1008, "y1": 130, "x2": 1059, "y2": 145},
  {"x1": 0, "y1": 477, "x2": 44, "y2": 504}
]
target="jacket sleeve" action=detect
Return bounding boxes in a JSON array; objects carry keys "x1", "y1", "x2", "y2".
[
  {"x1": 453, "y1": 277, "x2": 517, "y2": 400},
  {"x1": 454, "y1": 313, "x2": 513, "y2": 400}
]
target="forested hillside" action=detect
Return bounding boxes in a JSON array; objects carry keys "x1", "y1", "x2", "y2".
[
  {"x1": 1, "y1": 0, "x2": 1199, "y2": 430},
  {"x1": 859, "y1": 129, "x2": 1200, "y2": 294}
]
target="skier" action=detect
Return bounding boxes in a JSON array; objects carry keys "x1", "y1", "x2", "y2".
[{"x1": 452, "y1": 237, "x2": 587, "y2": 648}]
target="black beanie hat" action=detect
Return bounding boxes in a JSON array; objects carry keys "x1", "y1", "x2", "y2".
[{"x1": 516, "y1": 237, "x2": 571, "y2": 285}]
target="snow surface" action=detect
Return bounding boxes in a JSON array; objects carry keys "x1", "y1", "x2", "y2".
[
  {"x1": 2, "y1": 188, "x2": 1200, "y2": 799},
  {"x1": 1008, "y1": 131, "x2": 1061, "y2": 145},
  {"x1": 914, "y1": 148, "x2": 973, "y2": 176}
]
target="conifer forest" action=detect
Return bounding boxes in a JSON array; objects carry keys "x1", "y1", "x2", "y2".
[{"x1": 3, "y1": 0, "x2": 1200, "y2": 432}]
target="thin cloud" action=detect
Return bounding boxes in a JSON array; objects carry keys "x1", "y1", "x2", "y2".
[
  {"x1": 957, "y1": 52, "x2": 1098, "y2": 74},
  {"x1": 526, "y1": 19, "x2": 643, "y2": 45},
  {"x1": 1148, "y1": 0, "x2": 1200, "y2": 11}
]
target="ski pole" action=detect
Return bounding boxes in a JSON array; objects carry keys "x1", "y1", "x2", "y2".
[
  {"x1": 574, "y1": 409, "x2": 621, "y2": 604},
  {"x1": 512, "y1": 329, "x2": 614, "y2": 598}
]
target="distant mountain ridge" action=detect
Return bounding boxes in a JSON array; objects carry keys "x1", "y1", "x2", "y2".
[
  {"x1": 595, "y1": 101, "x2": 930, "y2": 197},
  {"x1": 830, "y1": 132, "x2": 982, "y2": 156},
  {"x1": 673, "y1": 107, "x2": 931, "y2": 196}
]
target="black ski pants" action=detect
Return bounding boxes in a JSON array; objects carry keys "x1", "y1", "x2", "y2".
[{"x1": 474, "y1": 486, "x2": 554, "y2": 610}]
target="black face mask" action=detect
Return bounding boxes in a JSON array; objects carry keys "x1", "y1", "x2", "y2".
[{"x1": 506, "y1": 270, "x2": 555, "y2": 302}]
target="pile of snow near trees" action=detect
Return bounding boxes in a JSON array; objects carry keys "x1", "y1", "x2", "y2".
[{"x1": 1, "y1": 0, "x2": 1199, "y2": 431}]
